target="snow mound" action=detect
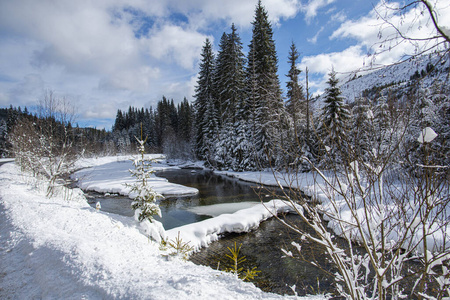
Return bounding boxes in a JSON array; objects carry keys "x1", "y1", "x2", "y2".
[
  {"x1": 72, "y1": 159, "x2": 198, "y2": 197},
  {"x1": 185, "y1": 201, "x2": 260, "y2": 217},
  {"x1": 167, "y1": 199, "x2": 302, "y2": 251}
]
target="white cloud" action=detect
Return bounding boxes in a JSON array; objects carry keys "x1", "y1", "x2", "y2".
[
  {"x1": 301, "y1": 0, "x2": 335, "y2": 22},
  {"x1": 0, "y1": 0, "x2": 144, "y2": 76},
  {"x1": 83, "y1": 102, "x2": 119, "y2": 120},
  {"x1": 147, "y1": 24, "x2": 210, "y2": 70},
  {"x1": 330, "y1": 10, "x2": 346, "y2": 23},
  {"x1": 331, "y1": 1, "x2": 450, "y2": 64},
  {"x1": 167, "y1": 0, "x2": 302, "y2": 28},
  {"x1": 299, "y1": 45, "x2": 366, "y2": 92},
  {"x1": 0, "y1": 0, "x2": 307, "y2": 127},
  {"x1": 99, "y1": 66, "x2": 161, "y2": 91},
  {"x1": 264, "y1": 0, "x2": 303, "y2": 25}
]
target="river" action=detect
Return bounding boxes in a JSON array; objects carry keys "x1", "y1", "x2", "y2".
[
  {"x1": 85, "y1": 167, "x2": 339, "y2": 297},
  {"x1": 85, "y1": 168, "x2": 266, "y2": 229}
]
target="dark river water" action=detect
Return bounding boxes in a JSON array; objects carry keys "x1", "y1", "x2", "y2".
[{"x1": 86, "y1": 168, "x2": 265, "y2": 229}]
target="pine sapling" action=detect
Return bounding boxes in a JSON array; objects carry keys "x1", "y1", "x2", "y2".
[
  {"x1": 222, "y1": 242, "x2": 260, "y2": 281},
  {"x1": 160, "y1": 232, "x2": 194, "y2": 261},
  {"x1": 127, "y1": 127, "x2": 165, "y2": 242}
]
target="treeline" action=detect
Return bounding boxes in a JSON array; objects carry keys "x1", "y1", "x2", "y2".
[
  {"x1": 194, "y1": 2, "x2": 289, "y2": 170},
  {"x1": 1, "y1": 96, "x2": 196, "y2": 159},
  {"x1": 191, "y1": 1, "x2": 320, "y2": 170},
  {"x1": 111, "y1": 97, "x2": 195, "y2": 158},
  {"x1": 4, "y1": 1, "x2": 448, "y2": 173},
  {"x1": 0, "y1": 104, "x2": 111, "y2": 158}
]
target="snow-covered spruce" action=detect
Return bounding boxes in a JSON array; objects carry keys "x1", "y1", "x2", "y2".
[{"x1": 127, "y1": 136, "x2": 166, "y2": 243}]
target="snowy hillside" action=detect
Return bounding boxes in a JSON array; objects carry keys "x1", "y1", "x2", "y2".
[{"x1": 337, "y1": 53, "x2": 449, "y2": 103}]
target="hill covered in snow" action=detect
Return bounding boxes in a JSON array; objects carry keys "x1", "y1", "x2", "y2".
[{"x1": 336, "y1": 53, "x2": 449, "y2": 104}]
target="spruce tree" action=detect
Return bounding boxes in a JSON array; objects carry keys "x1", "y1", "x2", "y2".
[
  {"x1": 285, "y1": 42, "x2": 306, "y2": 163},
  {"x1": 246, "y1": 0, "x2": 284, "y2": 168},
  {"x1": 128, "y1": 129, "x2": 165, "y2": 243},
  {"x1": 320, "y1": 69, "x2": 350, "y2": 163},
  {"x1": 351, "y1": 97, "x2": 373, "y2": 161},
  {"x1": 286, "y1": 42, "x2": 304, "y2": 119},
  {"x1": 113, "y1": 110, "x2": 125, "y2": 132},
  {"x1": 194, "y1": 39, "x2": 216, "y2": 161},
  {"x1": 213, "y1": 24, "x2": 247, "y2": 169},
  {"x1": 213, "y1": 32, "x2": 229, "y2": 127},
  {"x1": 215, "y1": 24, "x2": 246, "y2": 126}
]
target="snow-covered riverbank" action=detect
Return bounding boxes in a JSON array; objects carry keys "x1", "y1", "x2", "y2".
[
  {"x1": 0, "y1": 157, "x2": 327, "y2": 299},
  {"x1": 71, "y1": 157, "x2": 305, "y2": 250},
  {"x1": 73, "y1": 156, "x2": 199, "y2": 197}
]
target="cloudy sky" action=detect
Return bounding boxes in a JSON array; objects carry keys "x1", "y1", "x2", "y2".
[{"x1": 1, "y1": 0, "x2": 448, "y2": 129}]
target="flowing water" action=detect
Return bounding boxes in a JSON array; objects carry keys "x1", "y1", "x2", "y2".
[
  {"x1": 86, "y1": 169, "x2": 265, "y2": 229},
  {"x1": 155, "y1": 169, "x2": 339, "y2": 297}
]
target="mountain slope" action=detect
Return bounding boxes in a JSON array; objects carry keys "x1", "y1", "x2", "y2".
[{"x1": 338, "y1": 53, "x2": 449, "y2": 104}]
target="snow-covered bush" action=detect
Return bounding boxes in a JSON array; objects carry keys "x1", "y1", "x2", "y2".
[
  {"x1": 9, "y1": 94, "x2": 78, "y2": 197},
  {"x1": 271, "y1": 112, "x2": 450, "y2": 299},
  {"x1": 127, "y1": 135, "x2": 165, "y2": 243}
]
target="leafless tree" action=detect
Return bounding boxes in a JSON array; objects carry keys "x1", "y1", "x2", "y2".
[
  {"x1": 356, "y1": 0, "x2": 450, "y2": 72},
  {"x1": 10, "y1": 90, "x2": 78, "y2": 197},
  {"x1": 265, "y1": 96, "x2": 449, "y2": 299}
]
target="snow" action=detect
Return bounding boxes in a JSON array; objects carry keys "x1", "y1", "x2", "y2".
[
  {"x1": 73, "y1": 158, "x2": 305, "y2": 251},
  {"x1": 0, "y1": 160, "x2": 326, "y2": 299},
  {"x1": 3, "y1": 152, "x2": 446, "y2": 298},
  {"x1": 72, "y1": 156, "x2": 198, "y2": 197},
  {"x1": 167, "y1": 199, "x2": 302, "y2": 251},
  {"x1": 417, "y1": 126, "x2": 438, "y2": 143},
  {"x1": 330, "y1": 53, "x2": 450, "y2": 105},
  {"x1": 216, "y1": 169, "x2": 317, "y2": 188},
  {"x1": 217, "y1": 168, "x2": 450, "y2": 254},
  {"x1": 0, "y1": 158, "x2": 14, "y2": 163},
  {"x1": 186, "y1": 202, "x2": 261, "y2": 217}
]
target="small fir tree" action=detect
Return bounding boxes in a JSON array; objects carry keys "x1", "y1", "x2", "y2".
[{"x1": 128, "y1": 128, "x2": 165, "y2": 242}]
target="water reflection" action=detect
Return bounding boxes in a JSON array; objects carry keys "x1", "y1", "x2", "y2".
[
  {"x1": 154, "y1": 169, "x2": 264, "y2": 229},
  {"x1": 87, "y1": 168, "x2": 264, "y2": 230},
  {"x1": 189, "y1": 214, "x2": 339, "y2": 297}
]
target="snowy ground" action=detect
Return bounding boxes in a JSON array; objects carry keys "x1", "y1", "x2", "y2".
[
  {"x1": 73, "y1": 155, "x2": 198, "y2": 197},
  {"x1": 4, "y1": 154, "x2": 444, "y2": 298},
  {"x1": 338, "y1": 53, "x2": 450, "y2": 104},
  {"x1": 0, "y1": 157, "x2": 328, "y2": 299},
  {"x1": 0, "y1": 158, "x2": 14, "y2": 163}
]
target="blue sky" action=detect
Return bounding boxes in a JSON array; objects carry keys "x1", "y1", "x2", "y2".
[{"x1": 0, "y1": 0, "x2": 448, "y2": 129}]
